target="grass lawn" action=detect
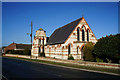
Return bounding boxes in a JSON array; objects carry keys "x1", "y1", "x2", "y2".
[{"x1": 3, "y1": 56, "x2": 120, "y2": 74}]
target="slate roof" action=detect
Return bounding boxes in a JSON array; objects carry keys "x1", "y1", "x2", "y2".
[
  {"x1": 16, "y1": 44, "x2": 32, "y2": 50},
  {"x1": 47, "y1": 18, "x2": 82, "y2": 45}
]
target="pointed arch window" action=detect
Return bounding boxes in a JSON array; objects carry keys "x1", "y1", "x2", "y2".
[
  {"x1": 82, "y1": 27, "x2": 85, "y2": 41},
  {"x1": 87, "y1": 29, "x2": 89, "y2": 41},
  {"x1": 43, "y1": 37, "x2": 44, "y2": 45},
  {"x1": 43, "y1": 37, "x2": 44, "y2": 53},
  {"x1": 77, "y1": 28, "x2": 80, "y2": 41},
  {"x1": 39, "y1": 39, "x2": 41, "y2": 44},
  {"x1": 39, "y1": 47, "x2": 41, "y2": 53}
]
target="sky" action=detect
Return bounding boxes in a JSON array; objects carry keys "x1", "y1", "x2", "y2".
[{"x1": 2, "y1": 2, "x2": 118, "y2": 46}]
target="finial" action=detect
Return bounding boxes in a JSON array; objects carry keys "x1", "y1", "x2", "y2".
[{"x1": 39, "y1": 28, "x2": 43, "y2": 30}]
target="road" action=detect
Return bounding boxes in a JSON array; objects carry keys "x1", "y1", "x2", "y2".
[{"x1": 2, "y1": 57, "x2": 120, "y2": 80}]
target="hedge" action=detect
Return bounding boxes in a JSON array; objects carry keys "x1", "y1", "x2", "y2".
[{"x1": 93, "y1": 34, "x2": 120, "y2": 63}]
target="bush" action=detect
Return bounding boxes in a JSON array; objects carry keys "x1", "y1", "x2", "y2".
[
  {"x1": 96, "y1": 57, "x2": 103, "y2": 62},
  {"x1": 40, "y1": 52, "x2": 45, "y2": 57},
  {"x1": 68, "y1": 54, "x2": 74, "y2": 60},
  {"x1": 53, "y1": 57, "x2": 56, "y2": 59},
  {"x1": 83, "y1": 42, "x2": 95, "y2": 62},
  {"x1": 23, "y1": 48, "x2": 30, "y2": 55},
  {"x1": 93, "y1": 34, "x2": 120, "y2": 63},
  {"x1": 15, "y1": 50, "x2": 24, "y2": 55},
  {"x1": 5, "y1": 50, "x2": 11, "y2": 54},
  {"x1": 5, "y1": 49, "x2": 31, "y2": 55}
]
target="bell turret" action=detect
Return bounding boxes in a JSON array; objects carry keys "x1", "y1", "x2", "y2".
[
  {"x1": 31, "y1": 28, "x2": 46, "y2": 57},
  {"x1": 36, "y1": 28, "x2": 46, "y2": 37}
]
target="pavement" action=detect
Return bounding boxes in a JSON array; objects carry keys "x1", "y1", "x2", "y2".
[{"x1": 2, "y1": 57, "x2": 120, "y2": 80}]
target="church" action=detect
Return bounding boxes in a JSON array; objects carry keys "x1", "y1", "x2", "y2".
[{"x1": 31, "y1": 17, "x2": 97, "y2": 60}]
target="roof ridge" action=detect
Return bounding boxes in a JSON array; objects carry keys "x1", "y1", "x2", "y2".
[
  {"x1": 16, "y1": 44, "x2": 31, "y2": 45},
  {"x1": 56, "y1": 17, "x2": 82, "y2": 30}
]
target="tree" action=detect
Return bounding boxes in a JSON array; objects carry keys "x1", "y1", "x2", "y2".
[
  {"x1": 83, "y1": 42, "x2": 95, "y2": 61},
  {"x1": 93, "y1": 34, "x2": 120, "y2": 63}
]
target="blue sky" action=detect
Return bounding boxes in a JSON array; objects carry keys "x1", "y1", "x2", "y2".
[{"x1": 2, "y1": 2, "x2": 118, "y2": 46}]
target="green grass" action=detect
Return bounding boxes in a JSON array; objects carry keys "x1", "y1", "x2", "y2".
[{"x1": 3, "y1": 56, "x2": 120, "y2": 74}]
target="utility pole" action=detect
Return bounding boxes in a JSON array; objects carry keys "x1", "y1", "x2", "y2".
[
  {"x1": 30, "y1": 21, "x2": 33, "y2": 58},
  {"x1": 27, "y1": 21, "x2": 33, "y2": 58},
  {"x1": 30, "y1": 21, "x2": 33, "y2": 45}
]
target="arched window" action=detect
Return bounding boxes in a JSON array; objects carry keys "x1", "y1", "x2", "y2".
[
  {"x1": 39, "y1": 39, "x2": 41, "y2": 44},
  {"x1": 68, "y1": 45, "x2": 71, "y2": 55},
  {"x1": 82, "y1": 27, "x2": 85, "y2": 41},
  {"x1": 87, "y1": 30, "x2": 89, "y2": 41},
  {"x1": 43, "y1": 37, "x2": 44, "y2": 45},
  {"x1": 77, "y1": 28, "x2": 80, "y2": 41},
  {"x1": 39, "y1": 47, "x2": 41, "y2": 53},
  {"x1": 43, "y1": 37, "x2": 44, "y2": 53}
]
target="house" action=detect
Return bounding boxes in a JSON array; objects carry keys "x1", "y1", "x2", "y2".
[
  {"x1": 31, "y1": 17, "x2": 97, "y2": 60},
  {"x1": 4, "y1": 42, "x2": 32, "y2": 54}
]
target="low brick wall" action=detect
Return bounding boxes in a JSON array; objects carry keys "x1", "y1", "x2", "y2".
[{"x1": 4, "y1": 54, "x2": 120, "y2": 69}]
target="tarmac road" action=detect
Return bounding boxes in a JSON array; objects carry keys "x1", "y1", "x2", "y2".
[{"x1": 2, "y1": 57, "x2": 120, "y2": 80}]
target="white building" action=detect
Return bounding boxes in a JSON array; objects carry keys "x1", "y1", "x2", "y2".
[{"x1": 31, "y1": 17, "x2": 97, "y2": 60}]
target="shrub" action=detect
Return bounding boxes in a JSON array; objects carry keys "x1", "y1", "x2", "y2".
[
  {"x1": 40, "y1": 52, "x2": 45, "y2": 57},
  {"x1": 53, "y1": 57, "x2": 56, "y2": 59},
  {"x1": 15, "y1": 50, "x2": 24, "y2": 55},
  {"x1": 5, "y1": 50, "x2": 24, "y2": 55},
  {"x1": 83, "y1": 42, "x2": 95, "y2": 62},
  {"x1": 5, "y1": 50, "x2": 11, "y2": 54},
  {"x1": 23, "y1": 48, "x2": 30, "y2": 55},
  {"x1": 68, "y1": 54, "x2": 74, "y2": 60},
  {"x1": 93, "y1": 34, "x2": 120, "y2": 63},
  {"x1": 5, "y1": 49, "x2": 31, "y2": 55},
  {"x1": 96, "y1": 57, "x2": 103, "y2": 62}
]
